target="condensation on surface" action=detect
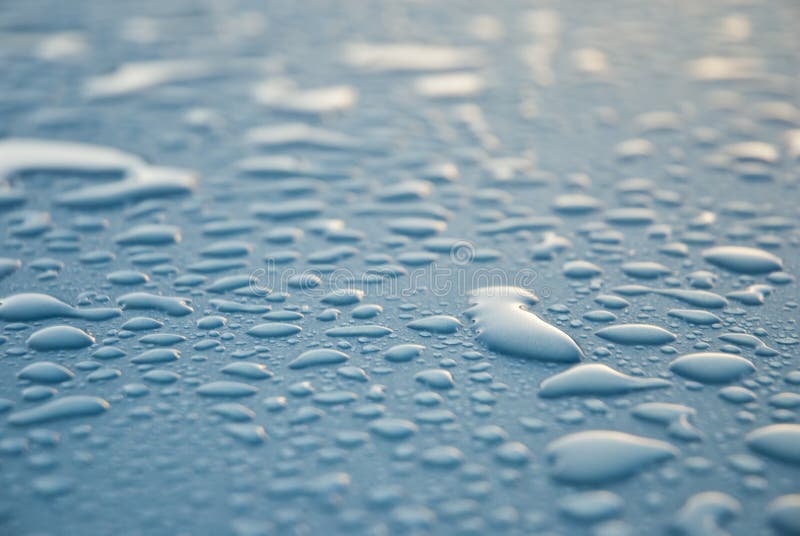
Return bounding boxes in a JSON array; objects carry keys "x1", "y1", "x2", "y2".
[{"x1": 0, "y1": 1, "x2": 799, "y2": 535}]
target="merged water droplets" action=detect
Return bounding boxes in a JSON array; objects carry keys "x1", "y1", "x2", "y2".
[
  {"x1": 669, "y1": 352, "x2": 756, "y2": 384},
  {"x1": 17, "y1": 362, "x2": 75, "y2": 384},
  {"x1": 672, "y1": 492, "x2": 741, "y2": 536},
  {"x1": 545, "y1": 430, "x2": 679, "y2": 484},
  {"x1": 26, "y1": 325, "x2": 95, "y2": 351},
  {"x1": 746, "y1": 425, "x2": 800, "y2": 465},
  {"x1": 538, "y1": 363, "x2": 670, "y2": 398},
  {"x1": 8, "y1": 396, "x2": 110, "y2": 426},
  {"x1": 595, "y1": 323, "x2": 677, "y2": 345},
  {"x1": 465, "y1": 286, "x2": 584, "y2": 362},
  {"x1": 0, "y1": 293, "x2": 120, "y2": 321},
  {"x1": 289, "y1": 349, "x2": 350, "y2": 369},
  {"x1": 702, "y1": 246, "x2": 784, "y2": 274}
]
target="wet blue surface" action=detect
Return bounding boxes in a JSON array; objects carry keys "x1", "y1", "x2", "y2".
[{"x1": 1, "y1": 1, "x2": 799, "y2": 535}]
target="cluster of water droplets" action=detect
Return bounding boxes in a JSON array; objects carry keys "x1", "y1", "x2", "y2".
[{"x1": 1, "y1": 1, "x2": 799, "y2": 535}]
